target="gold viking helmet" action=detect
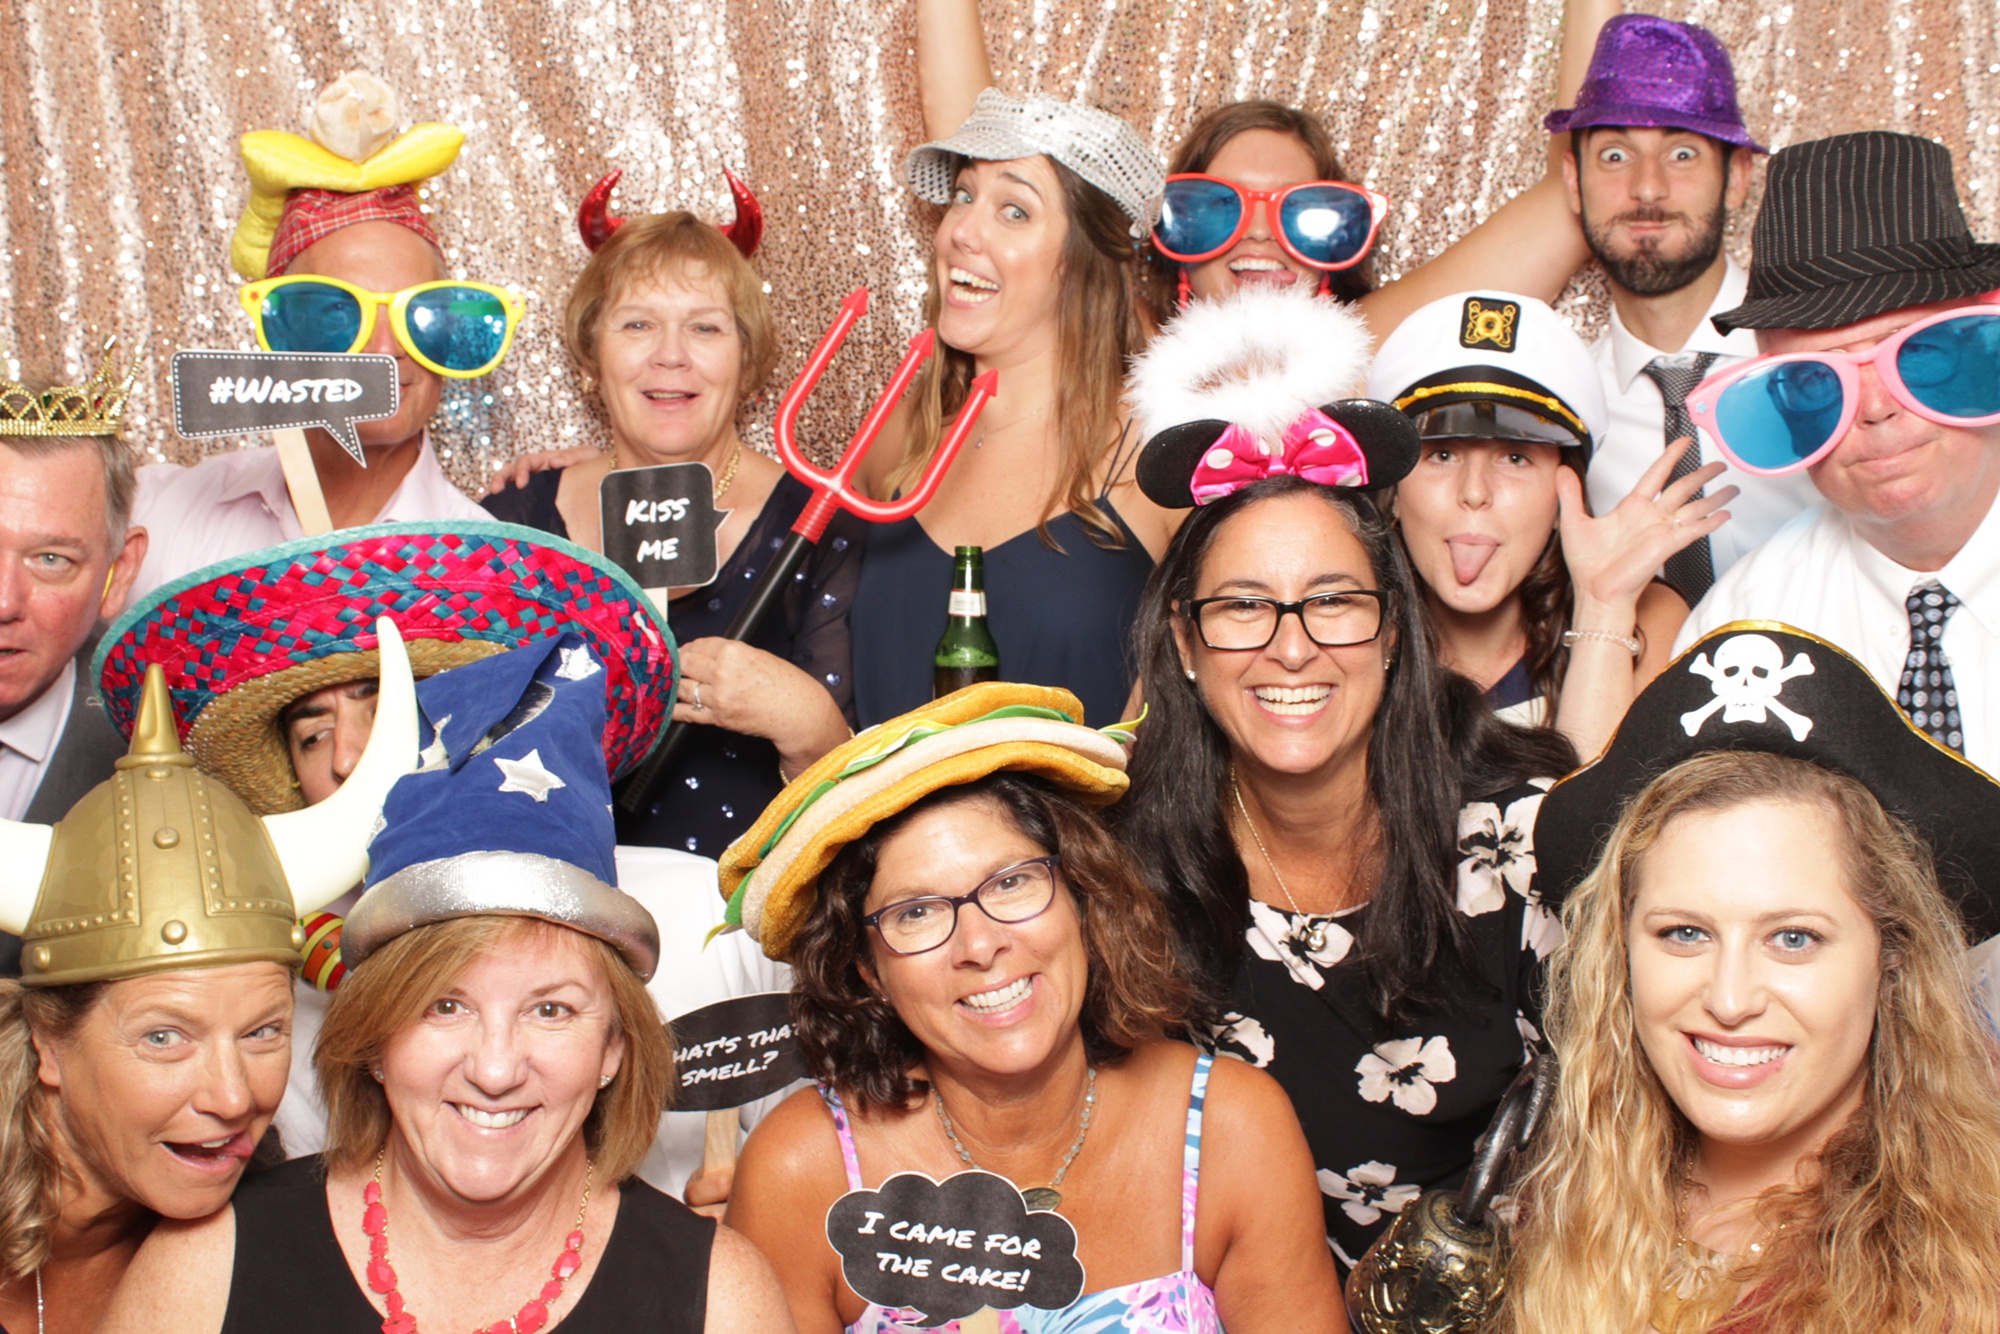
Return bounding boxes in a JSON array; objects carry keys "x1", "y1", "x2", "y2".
[{"x1": 0, "y1": 618, "x2": 421, "y2": 988}]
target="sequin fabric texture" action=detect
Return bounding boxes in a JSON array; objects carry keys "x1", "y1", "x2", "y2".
[{"x1": 3, "y1": 0, "x2": 1997, "y2": 491}]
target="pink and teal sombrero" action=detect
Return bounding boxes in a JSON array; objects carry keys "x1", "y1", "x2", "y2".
[{"x1": 93, "y1": 520, "x2": 677, "y2": 814}]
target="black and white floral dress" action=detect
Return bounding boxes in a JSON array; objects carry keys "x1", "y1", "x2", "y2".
[{"x1": 1204, "y1": 781, "x2": 1558, "y2": 1268}]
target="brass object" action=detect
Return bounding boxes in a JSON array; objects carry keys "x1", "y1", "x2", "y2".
[
  {"x1": 20, "y1": 667, "x2": 299, "y2": 986},
  {"x1": 1344, "y1": 1052, "x2": 1552, "y2": 1333},
  {"x1": 0, "y1": 620, "x2": 420, "y2": 987}
]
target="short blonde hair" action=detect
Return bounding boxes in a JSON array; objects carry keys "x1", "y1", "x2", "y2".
[
  {"x1": 563, "y1": 212, "x2": 777, "y2": 400},
  {"x1": 316, "y1": 917, "x2": 672, "y2": 1184}
]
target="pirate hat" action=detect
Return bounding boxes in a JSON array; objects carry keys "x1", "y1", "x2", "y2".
[{"x1": 1534, "y1": 621, "x2": 2000, "y2": 940}]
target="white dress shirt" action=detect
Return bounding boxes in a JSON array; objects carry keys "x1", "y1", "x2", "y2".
[
  {"x1": 275, "y1": 847, "x2": 798, "y2": 1202},
  {"x1": 130, "y1": 435, "x2": 489, "y2": 600},
  {"x1": 1586, "y1": 258, "x2": 1821, "y2": 577},
  {"x1": 0, "y1": 660, "x2": 74, "y2": 820},
  {"x1": 1678, "y1": 494, "x2": 2000, "y2": 774}
]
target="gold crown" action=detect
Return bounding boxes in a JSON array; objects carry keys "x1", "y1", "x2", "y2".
[{"x1": 0, "y1": 338, "x2": 137, "y2": 437}]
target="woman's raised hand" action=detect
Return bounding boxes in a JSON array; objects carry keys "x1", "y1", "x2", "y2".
[
  {"x1": 1556, "y1": 438, "x2": 1736, "y2": 616},
  {"x1": 671, "y1": 637, "x2": 852, "y2": 780}
]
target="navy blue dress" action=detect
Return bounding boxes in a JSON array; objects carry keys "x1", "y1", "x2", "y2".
[
  {"x1": 850, "y1": 503, "x2": 1155, "y2": 728},
  {"x1": 484, "y1": 469, "x2": 861, "y2": 857}
]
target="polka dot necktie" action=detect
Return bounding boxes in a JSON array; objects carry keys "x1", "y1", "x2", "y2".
[{"x1": 1898, "y1": 584, "x2": 1965, "y2": 754}]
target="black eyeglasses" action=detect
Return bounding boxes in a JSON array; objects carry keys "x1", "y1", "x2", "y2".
[
  {"x1": 860, "y1": 856, "x2": 1062, "y2": 956},
  {"x1": 1184, "y1": 591, "x2": 1392, "y2": 651}
]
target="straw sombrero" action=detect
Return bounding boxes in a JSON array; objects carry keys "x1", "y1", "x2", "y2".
[
  {"x1": 94, "y1": 520, "x2": 677, "y2": 814},
  {"x1": 718, "y1": 682, "x2": 1135, "y2": 961}
]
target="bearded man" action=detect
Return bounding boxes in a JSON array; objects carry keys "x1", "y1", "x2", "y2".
[{"x1": 1549, "y1": 15, "x2": 1818, "y2": 606}]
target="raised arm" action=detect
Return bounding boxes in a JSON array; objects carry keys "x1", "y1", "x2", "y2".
[
  {"x1": 916, "y1": 0, "x2": 997, "y2": 140},
  {"x1": 1356, "y1": 0, "x2": 1621, "y2": 338},
  {"x1": 1550, "y1": 441, "x2": 1731, "y2": 759}
]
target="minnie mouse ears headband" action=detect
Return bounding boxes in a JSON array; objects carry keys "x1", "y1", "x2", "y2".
[
  {"x1": 576, "y1": 166, "x2": 764, "y2": 258},
  {"x1": 1126, "y1": 286, "x2": 1420, "y2": 509}
]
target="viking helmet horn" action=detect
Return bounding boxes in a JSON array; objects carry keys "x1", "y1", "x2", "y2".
[{"x1": 260, "y1": 617, "x2": 419, "y2": 915}]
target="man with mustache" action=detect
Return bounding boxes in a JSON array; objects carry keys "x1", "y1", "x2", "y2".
[{"x1": 1550, "y1": 15, "x2": 1817, "y2": 607}]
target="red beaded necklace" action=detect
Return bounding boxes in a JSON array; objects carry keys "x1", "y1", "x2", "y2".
[{"x1": 361, "y1": 1148, "x2": 595, "y2": 1334}]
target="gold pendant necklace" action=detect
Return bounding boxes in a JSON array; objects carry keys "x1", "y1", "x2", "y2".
[
  {"x1": 934, "y1": 1066, "x2": 1097, "y2": 1211},
  {"x1": 1231, "y1": 775, "x2": 1329, "y2": 952}
]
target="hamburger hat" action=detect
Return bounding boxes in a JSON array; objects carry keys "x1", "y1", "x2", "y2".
[{"x1": 717, "y1": 682, "x2": 1135, "y2": 961}]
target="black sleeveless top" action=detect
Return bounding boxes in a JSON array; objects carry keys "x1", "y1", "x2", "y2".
[
  {"x1": 222, "y1": 1157, "x2": 715, "y2": 1333},
  {"x1": 850, "y1": 494, "x2": 1154, "y2": 729}
]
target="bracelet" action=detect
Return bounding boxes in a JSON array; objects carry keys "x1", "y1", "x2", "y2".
[{"x1": 1562, "y1": 627, "x2": 1641, "y2": 657}]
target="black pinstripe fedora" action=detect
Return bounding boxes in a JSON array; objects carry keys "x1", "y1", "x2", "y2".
[{"x1": 1714, "y1": 131, "x2": 2000, "y2": 334}]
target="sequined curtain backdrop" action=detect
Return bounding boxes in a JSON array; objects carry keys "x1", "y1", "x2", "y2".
[{"x1": 3, "y1": 1, "x2": 1994, "y2": 486}]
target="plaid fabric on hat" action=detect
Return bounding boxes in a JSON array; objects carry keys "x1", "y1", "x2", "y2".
[
  {"x1": 1714, "y1": 132, "x2": 2000, "y2": 333},
  {"x1": 265, "y1": 183, "x2": 443, "y2": 277}
]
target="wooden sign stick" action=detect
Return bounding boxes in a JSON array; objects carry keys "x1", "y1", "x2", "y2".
[
  {"x1": 702, "y1": 1108, "x2": 740, "y2": 1180},
  {"x1": 962, "y1": 1309, "x2": 1001, "y2": 1334},
  {"x1": 274, "y1": 427, "x2": 334, "y2": 537}
]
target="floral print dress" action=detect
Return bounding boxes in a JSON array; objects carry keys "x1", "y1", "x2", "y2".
[{"x1": 1205, "y1": 782, "x2": 1556, "y2": 1269}]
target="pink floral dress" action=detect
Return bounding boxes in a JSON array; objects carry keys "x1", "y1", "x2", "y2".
[{"x1": 822, "y1": 1053, "x2": 1223, "y2": 1333}]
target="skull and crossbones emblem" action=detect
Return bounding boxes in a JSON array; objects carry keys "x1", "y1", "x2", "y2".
[{"x1": 1679, "y1": 634, "x2": 1817, "y2": 742}]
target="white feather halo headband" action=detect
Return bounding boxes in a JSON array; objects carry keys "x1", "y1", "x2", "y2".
[{"x1": 1126, "y1": 285, "x2": 1376, "y2": 447}]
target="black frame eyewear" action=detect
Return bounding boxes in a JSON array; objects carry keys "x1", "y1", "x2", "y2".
[
  {"x1": 859, "y1": 856, "x2": 1063, "y2": 956},
  {"x1": 1184, "y1": 590, "x2": 1392, "y2": 650}
]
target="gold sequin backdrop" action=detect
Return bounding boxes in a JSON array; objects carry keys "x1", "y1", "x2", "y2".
[{"x1": 2, "y1": 0, "x2": 1994, "y2": 486}]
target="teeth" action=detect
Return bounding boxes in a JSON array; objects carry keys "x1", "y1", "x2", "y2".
[
  {"x1": 1693, "y1": 1038, "x2": 1788, "y2": 1068},
  {"x1": 1253, "y1": 685, "x2": 1331, "y2": 716},
  {"x1": 199, "y1": 1137, "x2": 232, "y2": 1149},
  {"x1": 1230, "y1": 257, "x2": 1286, "y2": 272},
  {"x1": 949, "y1": 266, "x2": 1000, "y2": 291},
  {"x1": 961, "y1": 976, "x2": 1033, "y2": 1012},
  {"x1": 455, "y1": 1105, "x2": 531, "y2": 1129}
]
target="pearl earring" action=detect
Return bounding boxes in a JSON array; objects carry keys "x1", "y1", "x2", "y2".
[
  {"x1": 599, "y1": 1074, "x2": 614, "y2": 1088},
  {"x1": 371, "y1": 1066, "x2": 384, "y2": 1083},
  {"x1": 1184, "y1": 668, "x2": 1196, "y2": 681}
]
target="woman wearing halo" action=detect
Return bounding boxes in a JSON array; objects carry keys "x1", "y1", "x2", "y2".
[{"x1": 1504, "y1": 622, "x2": 2000, "y2": 1333}]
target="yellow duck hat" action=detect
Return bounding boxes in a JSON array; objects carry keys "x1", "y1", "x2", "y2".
[
  {"x1": 229, "y1": 71, "x2": 465, "y2": 279},
  {"x1": 717, "y1": 682, "x2": 1136, "y2": 961}
]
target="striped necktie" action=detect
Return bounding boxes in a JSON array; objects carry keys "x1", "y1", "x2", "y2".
[{"x1": 1642, "y1": 352, "x2": 1721, "y2": 606}]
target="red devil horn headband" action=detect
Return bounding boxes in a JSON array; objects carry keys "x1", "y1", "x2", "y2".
[{"x1": 576, "y1": 166, "x2": 764, "y2": 259}]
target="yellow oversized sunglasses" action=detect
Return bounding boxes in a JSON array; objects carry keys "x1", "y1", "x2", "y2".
[{"x1": 238, "y1": 275, "x2": 528, "y2": 379}]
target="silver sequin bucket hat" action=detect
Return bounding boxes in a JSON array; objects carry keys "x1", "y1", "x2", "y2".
[{"x1": 904, "y1": 88, "x2": 1165, "y2": 232}]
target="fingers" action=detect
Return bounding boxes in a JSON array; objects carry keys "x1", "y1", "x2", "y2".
[{"x1": 1655, "y1": 459, "x2": 1729, "y2": 509}]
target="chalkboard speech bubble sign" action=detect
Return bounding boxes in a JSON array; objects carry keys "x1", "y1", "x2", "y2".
[
  {"x1": 667, "y1": 992, "x2": 808, "y2": 1112},
  {"x1": 826, "y1": 1170, "x2": 1087, "y2": 1325},
  {"x1": 598, "y1": 463, "x2": 729, "y2": 591},
  {"x1": 170, "y1": 350, "x2": 399, "y2": 466}
]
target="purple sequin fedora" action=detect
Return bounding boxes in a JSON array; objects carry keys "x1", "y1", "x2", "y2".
[{"x1": 1544, "y1": 14, "x2": 1765, "y2": 153}]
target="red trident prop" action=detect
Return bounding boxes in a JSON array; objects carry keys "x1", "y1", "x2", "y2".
[{"x1": 619, "y1": 289, "x2": 997, "y2": 812}]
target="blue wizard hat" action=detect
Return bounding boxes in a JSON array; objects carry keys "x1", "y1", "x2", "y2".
[{"x1": 341, "y1": 634, "x2": 661, "y2": 979}]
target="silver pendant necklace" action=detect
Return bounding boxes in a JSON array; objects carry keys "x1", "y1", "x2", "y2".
[
  {"x1": 1232, "y1": 775, "x2": 1328, "y2": 952},
  {"x1": 934, "y1": 1065, "x2": 1097, "y2": 1211}
]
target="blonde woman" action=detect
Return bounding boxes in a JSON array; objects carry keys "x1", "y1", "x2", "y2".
[{"x1": 1510, "y1": 624, "x2": 2000, "y2": 1334}]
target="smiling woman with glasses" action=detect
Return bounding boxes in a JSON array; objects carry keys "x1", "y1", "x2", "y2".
[{"x1": 720, "y1": 683, "x2": 1340, "y2": 1332}]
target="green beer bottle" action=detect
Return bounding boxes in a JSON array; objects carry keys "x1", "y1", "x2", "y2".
[{"x1": 933, "y1": 545, "x2": 1000, "y2": 697}]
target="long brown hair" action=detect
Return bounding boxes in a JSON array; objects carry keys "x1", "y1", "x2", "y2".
[
  {"x1": 1144, "y1": 100, "x2": 1377, "y2": 325},
  {"x1": 889, "y1": 155, "x2": 1143, "y2": 549},
  {"x1": 0, "y1": 981, "x2": 107, "y2": 1283},
  {"x1": 1501, "y1": 750, "x2": 2000, "y2": 1334}
]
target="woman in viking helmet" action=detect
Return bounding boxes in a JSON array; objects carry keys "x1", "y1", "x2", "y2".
[{"x1": 0, "y1": 621, "x2": 415, "y2": 1334}]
